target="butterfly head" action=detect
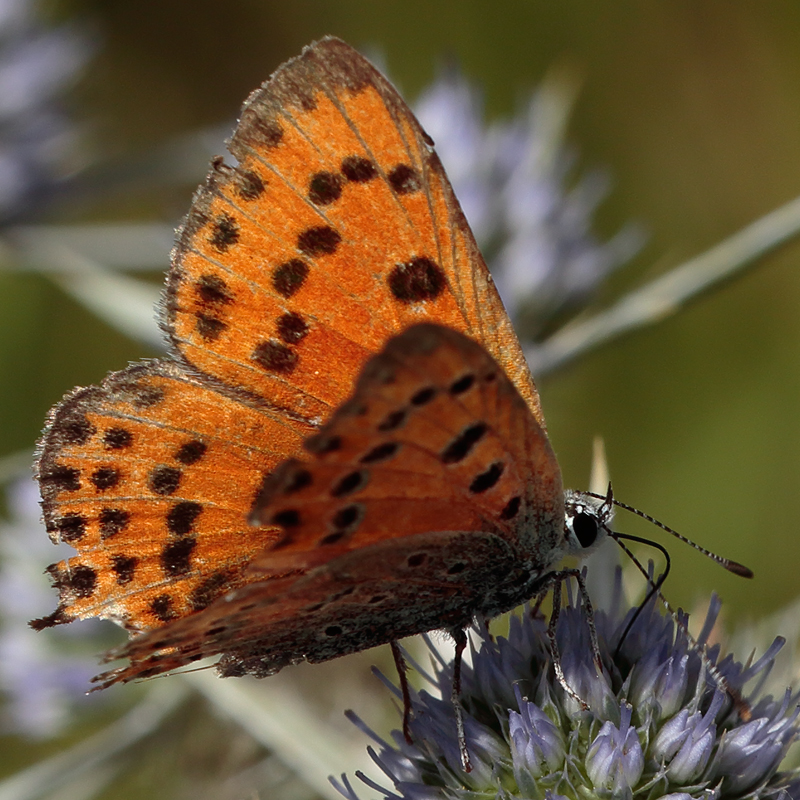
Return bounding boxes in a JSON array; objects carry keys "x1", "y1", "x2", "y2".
[{"x1": 562, "y1": 488, "x2": 614, "y2": 560}]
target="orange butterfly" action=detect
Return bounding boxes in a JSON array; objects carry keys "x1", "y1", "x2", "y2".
[{"x1": 31, "y1": 39, "x2": 646, "y2": 699}]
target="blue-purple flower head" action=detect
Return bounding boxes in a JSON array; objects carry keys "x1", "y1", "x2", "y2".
[{"x1": 336, "y1": 572, "x2": 800, "y2": 800}]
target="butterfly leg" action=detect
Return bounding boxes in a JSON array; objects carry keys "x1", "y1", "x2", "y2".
[
  {"x1": 546, "y1": 578, "x2": 589, "y2": 710},
  {"x1": 537, "y1": 568, "x2": 604, "y2": 708},
  {"x1": 450, "y1": 627, "x2": 473, "y2": 773},
  {"x1": 390, "y1": 640, "x2": 414, "y2": 744},
  {"x1": 567, "y1": 567, "x2": 603, "y2": 675}
]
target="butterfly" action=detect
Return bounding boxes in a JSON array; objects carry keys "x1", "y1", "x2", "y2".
[{"x1": 32, "y1": 39, "x2": 749, "y2": 742}]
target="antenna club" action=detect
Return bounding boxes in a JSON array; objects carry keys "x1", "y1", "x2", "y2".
[
  {"x1": 584, "y1": 490, "x2": 753, "y2": 580},
  {"x1": 726, "y1": 561, "x2": 754, "y2": 579}
]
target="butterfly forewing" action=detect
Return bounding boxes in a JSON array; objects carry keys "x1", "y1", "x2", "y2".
[{"x1": 167, "y1": 38, "x2": 544, "y2": 426}]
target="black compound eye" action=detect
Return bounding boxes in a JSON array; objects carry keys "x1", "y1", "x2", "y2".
[{"x1": 573, "y1": 512, "x2": 598, "y2": 549}]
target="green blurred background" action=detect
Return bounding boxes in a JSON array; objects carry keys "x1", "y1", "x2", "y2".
[{"x1": 11, "y1": 0, "x2": 800, "y2": 637}]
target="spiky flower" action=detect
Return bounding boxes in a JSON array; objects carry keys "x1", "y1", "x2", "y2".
[{"x1": 335, "y1": 572, "x2": 799, "y2": 800}]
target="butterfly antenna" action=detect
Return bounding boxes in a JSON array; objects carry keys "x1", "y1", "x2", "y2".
[
  {"x1": 586, "y1": 488, "x2": 754, "y2": 578},
  {"x1": 611, "y1": 532, "x2": 670, "y2": 657},
  {"x1": 609, "y1": 531, "x2": 752, "y2": 721}
]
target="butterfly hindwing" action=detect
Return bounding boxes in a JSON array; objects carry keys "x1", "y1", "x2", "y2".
[{"x1": 33, "y1": 361, "x2": 306, "y2": 633}]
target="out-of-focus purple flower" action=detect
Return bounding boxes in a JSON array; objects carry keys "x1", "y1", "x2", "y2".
[
  {"x1": 0, "y1": 0, "x2": 93, "y2": 223},
  {"x1": 415, "y1": 71, "x2": 643, "y2": 340},
  {"x1": 414, "y1": 72, "x2": 497, "y2": 245},
  {"x1": 0, "y1": 477, "x2": 107, "y2": 737},
  {"x1": 334, "y1": 571, "x2": 800, "y2": 800}
]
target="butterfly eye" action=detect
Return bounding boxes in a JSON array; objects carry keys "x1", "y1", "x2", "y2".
[{"x1": 572, "y1": 512, "x2": 599, "y2": 549}]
